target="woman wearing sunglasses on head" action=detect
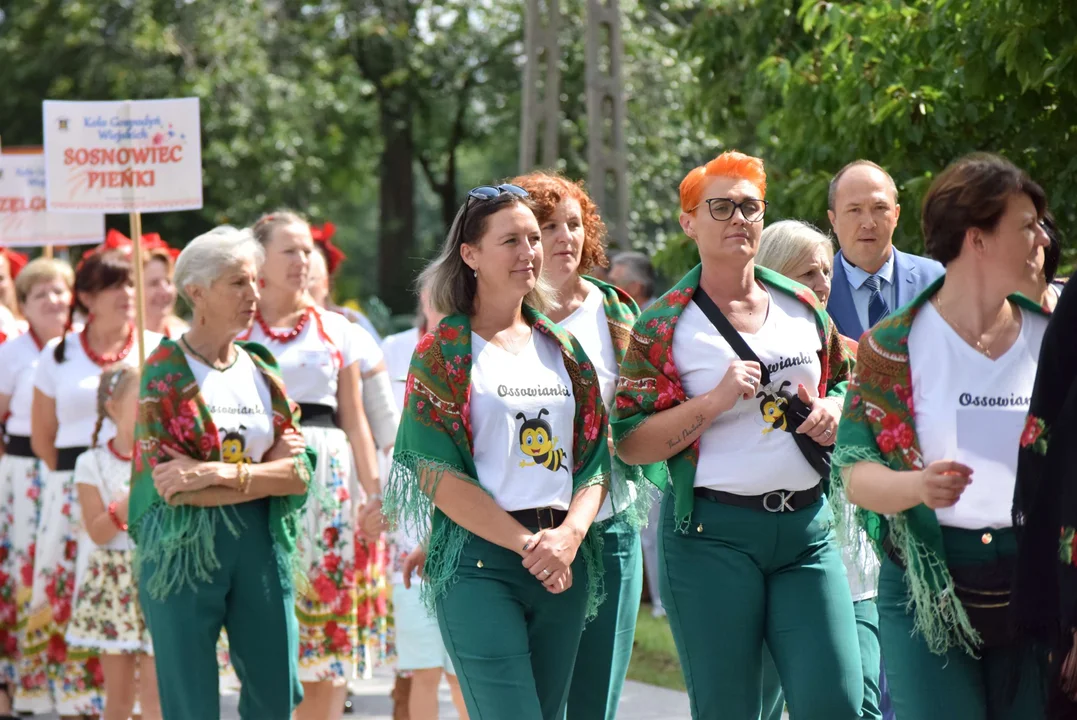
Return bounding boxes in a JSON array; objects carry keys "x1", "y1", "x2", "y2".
[
  {"x1": 614, "y1": 151, "x2": 863, "y2": 720},
  {"x1": 511, "y1": 171, "x2": 659, "y2": 720},
  {"x1": 385, "y1": 183, "x2": 619, "y2": 720}
]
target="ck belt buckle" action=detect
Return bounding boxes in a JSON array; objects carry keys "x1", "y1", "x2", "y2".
[
  {"x1": 540, "y1": 507, "x2": 557, "y2": 529},
  {"x1": 762, "y1": 490, "x2": 795, "y2": 513}
]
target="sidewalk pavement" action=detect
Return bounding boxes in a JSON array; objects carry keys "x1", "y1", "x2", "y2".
[{"x1": 222, "y1": 665, "x2": 694, "y2": 719}]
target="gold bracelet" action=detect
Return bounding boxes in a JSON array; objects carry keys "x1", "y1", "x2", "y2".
[{"x1": 237, "y1": 461, "x2": 252, "y2": 494}]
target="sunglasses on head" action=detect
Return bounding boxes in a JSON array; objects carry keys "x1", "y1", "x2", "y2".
[{"x1": 455, "y1": 184, "x2": 530, "y2": 245}]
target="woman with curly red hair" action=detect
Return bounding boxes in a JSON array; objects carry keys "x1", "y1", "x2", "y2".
[
  {"x1": 511, "y1": 171, "x2": 660, "y2": 720},
  {"x1": 613, "y1": 151, "x2": 863, "y2": 719}
]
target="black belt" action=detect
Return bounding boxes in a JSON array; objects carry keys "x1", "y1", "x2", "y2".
[
  {"x1": 298, "y1": 403, "x2": 337, "y2": 429},
  {"x1": 3, "y1": 435, "x2": 34, "y2": 459},
  {"x1": 56, "y1": 446, "x2": 89, "y2": 472},
  {"x1": 881, "y1": 534, "x2": 905, "y2": 569},
  {"x1": 694, "y1": 483, "x2": 823, "y2": 513},
  {"x1": 509, "y1": 507, "x2": 568, "y2": 530}
]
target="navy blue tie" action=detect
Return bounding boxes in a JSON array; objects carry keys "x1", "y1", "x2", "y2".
[{"x1": 863, "y1": 274, "x2": 891, "y2": 327}]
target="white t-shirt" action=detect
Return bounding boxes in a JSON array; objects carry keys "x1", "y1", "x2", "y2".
[
  {"x1": 382, "y1": 327, "x2": 420, "y2": 412},
  {"x1": 245, "y1": 309, "x2": 363, "y2": 409},
  {"x1": 0, "y1": 332, "x2": 45, "y2": 437},
  {"x1": 187, "y1": 348, "x2": 276, "y2": 464},
  {"x1": 470, "y1": 331, "x2": 576, "y2": 511},
  {"x1": 560, "y1": 281, "x2": 622, "y2": 521},
  {"x1": 382, "y1": 327, "x2": 427, "y2": 581},
  {"x1": 73, "y1": 445, "x2": 135, "y2": 551},
  {"x1": 34, "y1": 330, "x2": 163, "y2": 449},
  {"x1": 674, "y1": 288, "x2": 823, "y2": 495},
  {"x1": 0, "y1": 306, "x2": 21, "y2": 340},
  {"x1": 909, "y1": 304, "x2": 1047, "y2": 530}
]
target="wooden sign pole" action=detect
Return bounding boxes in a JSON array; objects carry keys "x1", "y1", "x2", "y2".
[
  {"x1": 43, "y1": 245, "x2": 53, "y2": 259},
  {"x1": 129, "y1": 212, "x2": 147, "y2": 366}
]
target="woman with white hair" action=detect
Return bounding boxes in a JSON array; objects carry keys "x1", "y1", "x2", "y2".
[
  {"x1": 128, "y1": 226, "x2": 315, "y2": 719},
  {"x1": 755, "y1": 220, "x2": 836, "y2": 307},
  {"x1": 755, "y1": 219, "x2": 885, "y2": 720}
]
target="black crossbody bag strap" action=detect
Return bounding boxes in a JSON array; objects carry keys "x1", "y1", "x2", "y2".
[
  {"x1": 692, "y1": 287, "x2": 770, "y2": 384},
  {"x1": 692, "y1": 285, "x2": 832, "y2": 482}
]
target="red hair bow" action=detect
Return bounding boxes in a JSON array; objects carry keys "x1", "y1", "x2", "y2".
[
  {"x1": 310, "y1": 222, "x2": 346, "y2": 275},
  {"x1": 100, "y1": 229, "x2": 180, "y2": 262},
  {"x1": 1, "y1": 249, "x2": 28, "y2": 279}
]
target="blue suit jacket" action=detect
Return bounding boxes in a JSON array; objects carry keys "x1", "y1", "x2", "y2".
[{"x1": 828, "y1": 248, "x2": 945, "y2": 339}]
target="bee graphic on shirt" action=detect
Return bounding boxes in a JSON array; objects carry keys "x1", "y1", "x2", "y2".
[
  {"x1": 516, "y1": 409, "x2": 568, "y2": 474},
  {"x1": 756, "y1": 380, "x2": 792, "y2": 435},
  {"x1": 220, "y1": 426, "x2": 249, "y2": 463}
]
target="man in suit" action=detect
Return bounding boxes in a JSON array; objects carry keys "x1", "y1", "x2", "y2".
[{"x1": 827, "y1": 160, "x2": 944, "y2": 338}]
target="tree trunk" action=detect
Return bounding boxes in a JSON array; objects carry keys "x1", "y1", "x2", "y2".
[{"x1": 376, "y1": 94, "x2": 417, "y2": 315}]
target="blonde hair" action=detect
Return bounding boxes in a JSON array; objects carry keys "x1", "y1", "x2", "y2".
[
  {"x1": 91, "y1": 365, "x2": 141, "y2": 448},
  {"x1": 755, "y1": 220, "x2": 834, "y2": 279},
  {"x1": 419, "y1": 194, "x2": 554, "y2": 317},
  {"x1": 15, "y1": 258, "x2": 74, "y2": 307}
]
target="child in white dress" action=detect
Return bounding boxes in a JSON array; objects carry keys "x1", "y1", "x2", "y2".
[{"x1": 66, "y1": 366, "x2": 160, "y2": 720}]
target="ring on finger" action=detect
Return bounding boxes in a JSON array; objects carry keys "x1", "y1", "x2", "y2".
[{"x1": 542, "y1": 568, "x2": 552, "y2": 578}]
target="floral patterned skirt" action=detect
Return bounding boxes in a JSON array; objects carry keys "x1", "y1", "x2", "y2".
[
  {"x1": 0, "y1": 453, "x2": 50, "y2": 714},
  {"x1": 355, "y1": 533, "x2": 394, "y2": 679},
  {"x1": 25, "y1": 468, "x2": 102, "y2": 716},
  {"x1": 296, "y1": 425, "x2": 360, "y2": 682},
  {"x1": 66, "y1": 548, "x2": 151, "y2": 654}
]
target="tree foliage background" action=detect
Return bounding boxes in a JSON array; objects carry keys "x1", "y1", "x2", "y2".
[{"x1": 1, "y1": 0, "x2": 1074, "y2": 321}]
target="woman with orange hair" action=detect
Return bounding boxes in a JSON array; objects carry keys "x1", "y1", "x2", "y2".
[
  {"x1": 613, "y1": 151, "x2": 863, "y2": 719},
  {"x1": 511, "y1": 172, "x2": 660, "y2": 720}
]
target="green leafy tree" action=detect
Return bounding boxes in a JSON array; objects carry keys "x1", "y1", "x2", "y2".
[{"x1": 668, "y1": 0, "x2": 1077, "y2": 277}]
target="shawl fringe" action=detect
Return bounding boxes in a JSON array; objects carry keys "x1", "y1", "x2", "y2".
[
  {"x1": 132, "y1": 504, "x2": 244, "y2": 600},
  {"x1": 832, "y1": 443, "x2": 981, "y2": 655},
  {"x1": 387, "y1": 449, "x2": 608, "y2": 619}
]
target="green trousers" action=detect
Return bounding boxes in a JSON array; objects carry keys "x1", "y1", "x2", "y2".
[
  {"x1": 760, "y1": 599, "x2": 883, "y2": 720},
  {"x1": 659, "y1": 493, "x2": 863, "y2": 720},
  {"x1": 139, "y1": 500, "x2": 302, "y2": 720},
  {"x1": 878, "y1": 526, "x2": 1046, "y2": 720},
  {"x1": 567, "y1": 515, "x2": 643, "y2": 720},
  {"x1": 436, "y1": 528, "x2": 590, "y2": 720}
]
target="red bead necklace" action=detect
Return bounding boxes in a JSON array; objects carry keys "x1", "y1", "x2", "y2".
[
  {"x1": 255, "y1": 308, "x2": 310, "y2": 343},
  {"x1": 80, "y1": 325, "x2": 135, "y2": 367},
  {"x1": 107, "y1": 438, "x2": 132, "y2": 462}
]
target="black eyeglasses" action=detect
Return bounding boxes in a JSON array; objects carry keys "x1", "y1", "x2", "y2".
[
  {"x1": 690, "y1": 197, "x2": 768, "y2": 223},
  {"x1": 455, "y1": 184, "x2": 530, "y2": 245}
]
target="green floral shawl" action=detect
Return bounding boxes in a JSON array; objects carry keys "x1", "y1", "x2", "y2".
[
  {"x1": 129, "y1": 338, "x2": 316, "y2": 600},
  {"x1": 385, "y1": 306, "x2": 614, "y2": 617},
  {"x1": 831, "y1": 277, "x2": 1048, "y2": 655},
  {"x1": 612, "y1": 263, "x2": 854, "y2": 532},
  {"x1": 584, "y1": 275, "x2": 664, "y2": 526}
]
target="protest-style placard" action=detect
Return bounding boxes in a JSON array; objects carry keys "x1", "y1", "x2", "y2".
[
  {"x1": 42, "y1": 98, "x2": 203, "y2": 214},
  {"x1": 0, "y1": 149, "x2": 105, "y2": 247}
]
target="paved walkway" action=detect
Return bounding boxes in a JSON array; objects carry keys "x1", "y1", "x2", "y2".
[
  {"x1": 45, "y1": 666, "x2": 694, "y2": 719},
  {"x1": 30, "y1": 666, "x2": 789, "y2": 719}
]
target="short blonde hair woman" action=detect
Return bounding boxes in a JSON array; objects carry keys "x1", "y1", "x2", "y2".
[
  {"x1": 0, "y1": 258, "x2": 72, "y2": 714},
  {"x1": 756, "y1": 220, "x2": 835, "y2": 305}
]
